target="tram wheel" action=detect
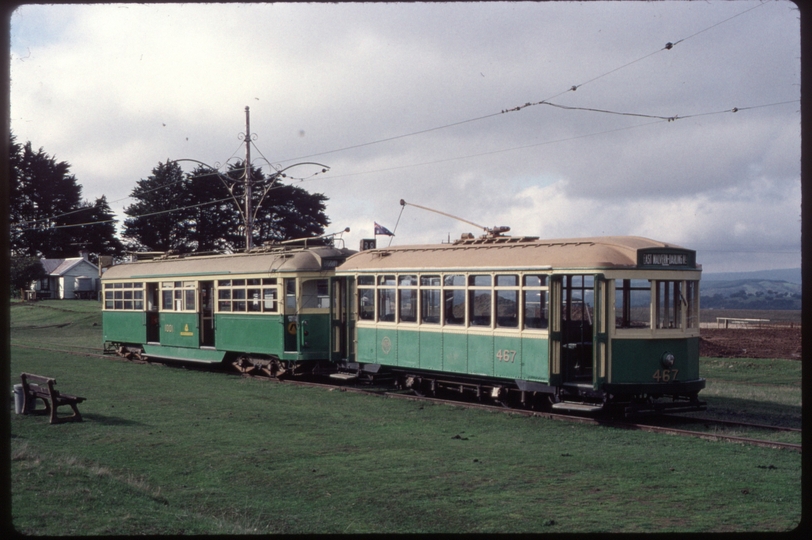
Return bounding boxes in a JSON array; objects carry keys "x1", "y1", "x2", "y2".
[{"x1": 232, "y1": 356, "x2": 257, "y2": 375}]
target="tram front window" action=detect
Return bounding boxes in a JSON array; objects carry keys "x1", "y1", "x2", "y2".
[{"x1": 615, "y1": 279, "x2": 651, "y2": 329}]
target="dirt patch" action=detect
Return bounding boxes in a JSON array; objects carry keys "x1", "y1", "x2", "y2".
[{"x1": 699, "y1": 327, "x2": 801, "y2": 360}]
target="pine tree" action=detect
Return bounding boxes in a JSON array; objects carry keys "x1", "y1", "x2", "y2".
[
  {"x1": 8, "y1": 132, "x2": 123, "y2": 259},
  {"x1": 122, "y1": 159, "x2": 331, "y2": 252}
]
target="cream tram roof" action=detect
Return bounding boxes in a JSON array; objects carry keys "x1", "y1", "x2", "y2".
[
  {"x1": 337, "y1": 236, "x2": 698, "y2": 273},
  {"x1": 101, "y1": 246, "x2": 355, "y2": 281}
]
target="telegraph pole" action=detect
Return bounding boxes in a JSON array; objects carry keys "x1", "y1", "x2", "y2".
[{"x1": 244, "y1": 106, "x2": 253, "y2": 250}]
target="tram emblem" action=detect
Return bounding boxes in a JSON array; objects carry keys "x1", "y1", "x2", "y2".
[{"x1": 381, "y1": 336, "x2": 392, "y2": 355}]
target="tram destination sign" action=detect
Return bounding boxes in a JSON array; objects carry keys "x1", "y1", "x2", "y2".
[{"x1": 638, "y1": 248, "x2": 696, "y2": 269}]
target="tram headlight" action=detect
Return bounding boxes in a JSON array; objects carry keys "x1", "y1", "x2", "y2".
[{"x1": 661, "y1": 352, "x2": 675, "y2": 368}]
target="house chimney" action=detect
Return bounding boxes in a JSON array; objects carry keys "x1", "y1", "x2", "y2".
[{"x1": 79, "y1": 250, "x2": 90, "y2": 261}]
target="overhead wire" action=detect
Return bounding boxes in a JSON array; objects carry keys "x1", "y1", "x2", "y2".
[{"x1": 275, "y1": 0, "x2": 771, "y2": 164}]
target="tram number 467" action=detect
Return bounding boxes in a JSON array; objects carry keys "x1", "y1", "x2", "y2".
[
  {"x1": 496, "y1": 349, "x2": 517, "y2": 363},
  {"x1": 652, "y1": 369, "x2": 679, "y2": 382}
]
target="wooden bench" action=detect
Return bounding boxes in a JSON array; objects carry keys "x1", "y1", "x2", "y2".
[{"x1": 20, "y1": 373, "x2": 86, "y2": 424}]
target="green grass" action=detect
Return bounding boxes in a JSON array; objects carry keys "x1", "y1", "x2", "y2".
[
  {"x1": 8, "y1": 301, "x2": 803, "y2": 534},
  {"x1": 691, "y1": 357, "x2": 802, "y2": 432}
]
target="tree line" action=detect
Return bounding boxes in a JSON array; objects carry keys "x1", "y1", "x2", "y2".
[{"x1": 8, "y1": 131, "x2": 331, "y2": 294}]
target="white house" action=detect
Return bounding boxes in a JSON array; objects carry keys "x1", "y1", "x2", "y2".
[{"x1": 32, "y1": 251, "x2": 100, "y2": 299}]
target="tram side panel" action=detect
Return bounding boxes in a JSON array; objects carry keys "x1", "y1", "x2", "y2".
[
  {"x1": 102, "y1": 310, "x2": 147, "y2": 345},
  {"x1": 357, "y1": 323, "x2": 552, "y2": 385}
]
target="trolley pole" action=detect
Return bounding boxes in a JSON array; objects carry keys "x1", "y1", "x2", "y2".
[{"x1": 244, "y1": 106, "x2": 253, "y2": 251}]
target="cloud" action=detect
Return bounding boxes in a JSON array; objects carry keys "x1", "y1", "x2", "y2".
[{"x1": 9, "y1": 1, "x2": 800, "y2": 273}]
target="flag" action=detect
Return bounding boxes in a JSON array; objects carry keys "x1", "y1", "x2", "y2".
[{"x1": 374, "y1": 222, "x2": 394, "y2": 236}]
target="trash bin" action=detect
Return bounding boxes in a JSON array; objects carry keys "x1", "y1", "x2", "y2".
[{"x1": 13, "y1": 384, "x2": 25, "y2": 414}]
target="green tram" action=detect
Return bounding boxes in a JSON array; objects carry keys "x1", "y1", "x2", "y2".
[
  {"x1": 335, "y1": 235, "x2": 706, "y2": 414},
  {"x1": 101, "y1": 245, "x2": 354, "y2": 377}
]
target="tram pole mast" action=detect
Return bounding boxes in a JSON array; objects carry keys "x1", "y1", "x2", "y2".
[{"x1": 244, "y1": 106, "x2": 253, "y2": 251}]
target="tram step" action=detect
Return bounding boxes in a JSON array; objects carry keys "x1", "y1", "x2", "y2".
[
  {"x1": 551, "y1": 401, "x2": 604, "y2": 413},
  {"x1": 329, "y1": 373, "x2": 358, "y2": 381}
]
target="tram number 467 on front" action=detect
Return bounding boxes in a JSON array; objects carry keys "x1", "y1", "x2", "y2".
[
  {"x1": 652, "y1": 369, "x2": 679, "y2": 382},
  {"x1": 496, "y1": 349, "x2": 517, "y2": 363}
]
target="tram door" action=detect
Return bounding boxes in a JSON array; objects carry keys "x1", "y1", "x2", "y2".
[
  {"x1": 146, "y1": 283, "x2": 160, "y2": 343},
  {"x1": 199, "y1": 281, "x2": 214, "y2": 347},
  {"x1": 330, "y1": 277, "x2": 347, "y2": 361},
  {"x1": 592, "y1": 275, "x2": 609, "y2": 389},
  {"x1": 560, "y1": 274, "x2": 594, "y2": 384},
  {"x1": 283, "y1": 278, "x2": 298, "y2": 352}
]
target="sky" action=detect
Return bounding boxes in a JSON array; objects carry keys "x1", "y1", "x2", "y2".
[{"x1": 8, "y1": 1, "x2": 801, "y2": 273}]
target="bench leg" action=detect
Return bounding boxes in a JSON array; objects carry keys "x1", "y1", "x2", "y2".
[
  {"x1": 51, "y1": 401, "x2": 83, "y2": 424},
  {"x1": 24, "y1": 396, "x2": 51, "y2": 417}
]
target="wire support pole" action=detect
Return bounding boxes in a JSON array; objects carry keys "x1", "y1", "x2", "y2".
[{"x1": 244, "y1": 106, "x2": 253, "y2": 251}]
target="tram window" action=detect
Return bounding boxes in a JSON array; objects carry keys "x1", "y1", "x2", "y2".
[
  {"x1": 469, "y1": 274, "x2": 491, "y2": 287},
  {"x1": 399, "y1": 275, "x2": 417, "y2": 286},
  {"x1": 399, "y1": 289, "x2": 417, "y2": 323},
  {"x1": 218, "y1": 289, "x2": 232, "y2": 312},
  {"x1": 656, "y1": 281, "x2": 682, "y2": 329},
  {"x1": 444, "y1": 289, "x2": 465, "y2": 325},
  {"x1": 421, "y1": 288, "x2": 441, "y2": 324},
  {"x1": 496, "y1": 290, "x2": 518, "y2": 328},
  {"x1": 358, "y1": 275, "x2": 375, "y2": 286},
  {"x1": 104, "y1": 283, "x2": 144, "y2": 310},
  {"x1": 248, "y1": 288, "x2": 262, "y2": 312},
  {"x1": 358, "y1": 287, "x2": 375, "y2": 320},
  {"x1": 162, "y1": 290, "x2": 173, "y2": 310},
  {"x1": 301, "y1": 279, "x2": 330, "y2": 309},
  {"x1": 615, "y1": 279, "x2": 651, "y2": 329},
  {"x1": 285, "y1": 280, "x2": 296, "y2": 310},
  {"x1": 263, "y1": 288, "x2": 278, "y2": 311},
  {"x1": 378, "y1": 287, "x2": 396, "y2": 322},
  {"x1": 185, "y1": 289, "x2": 196, "y2": 311},
  {"x1": 421, "y1": 275, "x2": 441, "y2": 287},
  {"x1": 523, "y1": 290, "x2": 548, "y2": 329},
  {"x1": 496, "y1": 275, "x2": 518, "y2": 287},
  {"x1": 686, "y1": 281, "x2": 698, "y2": 328},
  {"x1": 469, "y1": 289, "x2": 491, "y2": 327},
  {"x1": 444, "y1": 274, "x2": 465, "y2": 287},
  {"x1": 379, "y1": 275, "x2": 396, "y2": 286},
  {"x1": 524, "y1": 275, "x2": 547, "y2": 287},
  {"x1": 232, "y1": 288, "x2": 247, "y2": 312}
]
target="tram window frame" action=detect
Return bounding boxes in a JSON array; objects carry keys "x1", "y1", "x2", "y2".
[
  {"x1": 420, "y1": 275, "x2": 442, "y2": 324},
  {"x1": 522, "y1": 275, "x2": 548, "y2": 330},
  {"x1": 161, "y1": 281, "x2": 196, "y2": 312},
  {"x1": 398, "y1": 275, "x2": 418, "y2": 323},
  {"x1": 614, "y1": 278, "x2": 652, "y2": 329},
  {"x1": 217, "y1": 278, "x2": 280, "y2": 314},
  {"x1": 494, "y1": 274, "x2": 519, "y2": 329},
  {"x1": 377, "y1": 275, "x2": 397, "y2": 322},
  {"x1": 655, "y1": 280, "x2": 682, "y2": 329},
  {"x1": 103, "y1": 282, "x2": 144, "y2": 310},
  {"x1": 357, "y1": 275, "x2": 376, "y2": 321},
  {"x1": 443, "y1": 274, "x2": 466, "y2": 326},
  {"x1": 301, "y1": 279, "x2": 330, "y2": 310},
  {"x1": 685, "y1": 280, "x2": 699, "y2": 329},
  {"x1": 468, "y1": 274, "x2": 492, "y2": 327}
]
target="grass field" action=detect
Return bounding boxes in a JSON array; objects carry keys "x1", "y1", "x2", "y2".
[{"x1": 7, "y1": 301, "x2": 803, "y2": 534}]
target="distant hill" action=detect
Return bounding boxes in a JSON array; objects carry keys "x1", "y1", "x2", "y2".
[
  {"x1": 703, "y1": 268, "x2": 801, "y2": 284},
  {"x1": 700, "y1": 268, "x2": 801, "y2": 310}
]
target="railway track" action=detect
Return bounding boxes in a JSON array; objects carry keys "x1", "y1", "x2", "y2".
[{"x1": 12, "y1": 342, "x2": 802, "y2": 453}]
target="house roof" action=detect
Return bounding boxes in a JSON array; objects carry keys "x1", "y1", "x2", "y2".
[{"x1": 41, "y1": 257, "x2": 98, "y2": 276}]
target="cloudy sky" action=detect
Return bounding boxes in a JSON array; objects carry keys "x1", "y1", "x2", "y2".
[{"x1": 9, "y1": 1, "x2": 801, "y2": 273}]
